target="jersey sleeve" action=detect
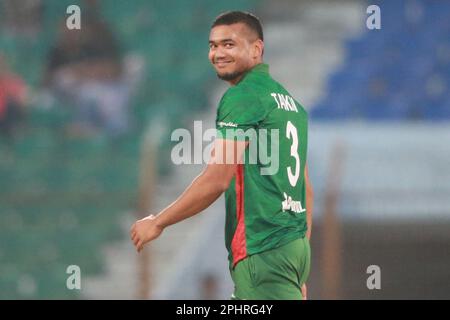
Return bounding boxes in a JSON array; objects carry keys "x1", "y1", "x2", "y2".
[{"x1": 216, "y1": 86, "x2": 265, "y2": 141}]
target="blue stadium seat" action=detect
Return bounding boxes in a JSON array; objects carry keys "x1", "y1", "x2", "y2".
[{"x1": 311, "y1": 0, "x2": 450, "y2": 121}]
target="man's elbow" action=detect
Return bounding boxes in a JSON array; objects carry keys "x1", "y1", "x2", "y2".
[
  {"x1": 201, "y1": 169, "x2": 232, "y2": 194},
  {"x1": 306, "y1": 177, "x2": 314, "y2": 197},
  {"x1": 206, "y1": 179, "x2": 229, "y2": 195},
  {"x1": 216, "y1": 177, "x2": 232, "y2": 193},
  {"x1": 307, "y1": 185, "x2": 314, "y2": 198},
  {"x1": 216, "y1": 182, "x2": 228, "y2": 193}
]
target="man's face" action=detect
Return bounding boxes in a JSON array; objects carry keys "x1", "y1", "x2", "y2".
[{"x1": 208, "y1": 23, "x2": 260, "y2": 83}]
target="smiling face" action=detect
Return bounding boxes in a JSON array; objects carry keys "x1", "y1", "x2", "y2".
[{"x1": 208, "y1": 23, "x2": 264, "y2": 85}]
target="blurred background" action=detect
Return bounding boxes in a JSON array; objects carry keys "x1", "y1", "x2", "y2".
[{"x1": 0, "y1": 0, "x2": 449, "y2": 299}]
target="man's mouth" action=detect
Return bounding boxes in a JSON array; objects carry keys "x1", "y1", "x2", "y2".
[{"x1": 215, "y1": 60, "x2": 233, "y2": 68}]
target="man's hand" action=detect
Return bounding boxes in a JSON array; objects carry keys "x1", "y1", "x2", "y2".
[
  {"x1": 130, "y1": 215, "x2": 164, "y2": 252},
  {"x1": 301, "y1": 283, "x2": 307, "y2": 300}
]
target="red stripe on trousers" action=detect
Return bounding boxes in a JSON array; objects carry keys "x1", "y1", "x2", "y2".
[{"x1": 231, "y1": 164, "x2": 247, "y2": 267}]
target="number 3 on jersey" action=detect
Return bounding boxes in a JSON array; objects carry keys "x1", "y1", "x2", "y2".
[{"x1": 286, "y1": 121, "x2": 300, "y2": 187}]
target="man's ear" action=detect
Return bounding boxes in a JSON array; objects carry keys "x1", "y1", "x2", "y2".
[{"x1": 252, "y1": 39, "x2": 264, "y2": 58}]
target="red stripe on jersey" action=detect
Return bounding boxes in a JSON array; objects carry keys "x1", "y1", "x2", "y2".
[{"x1": 231, "y1": 164, "x2": 247, "y2": 267}]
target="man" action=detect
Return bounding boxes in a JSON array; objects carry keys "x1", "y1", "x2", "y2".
[{"x1": 131, "y1": 11, "x2": 313, "y2": 300}]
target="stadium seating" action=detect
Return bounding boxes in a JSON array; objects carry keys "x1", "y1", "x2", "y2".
[
  {"x1": 0, "y1": 0, "x2": 258, "y2": 299},
  {"x1": 311, "y1": 0, "x2": 450, "y2": 121}
]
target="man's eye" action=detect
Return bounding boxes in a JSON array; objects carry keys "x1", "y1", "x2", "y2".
[{"x1": 224, "y1": 43, "x2": 233, "y2": 48}]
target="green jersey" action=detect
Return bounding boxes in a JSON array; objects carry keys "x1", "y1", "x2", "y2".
[{"x1": 215, "y1": 63, "x2": 308, "y2": 268}]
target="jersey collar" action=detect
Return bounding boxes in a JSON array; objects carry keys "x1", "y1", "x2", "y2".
[
  {"x1": 250, "y1": 63, "x2": 269, "y2": 74},
  {"x1": 237, "y1": 63, "x2": 269, "y2": 84}
]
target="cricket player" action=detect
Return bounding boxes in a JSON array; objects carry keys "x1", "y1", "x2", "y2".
[{"x1": 131, "y1": 11, "x2": 313, "y2": 300}]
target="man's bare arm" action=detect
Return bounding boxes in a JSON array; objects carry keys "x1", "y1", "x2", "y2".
[
  {"x1": 305, "y1": 163, "x2": 313, "y2": 240},
  {"x1": 301, "y1": 163, "x2": 313, "y2": 300},
  {"x1": 131, "y1": 139, "x2": 248, "y2": 252}
]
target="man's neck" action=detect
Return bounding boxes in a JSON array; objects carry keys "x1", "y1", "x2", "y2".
[
  {"x1": 227, "y1": 60, "x2": 264, "y2": 86},
  {"x1": 227, "y1": 74, "x2": 245, "y2": 86}
]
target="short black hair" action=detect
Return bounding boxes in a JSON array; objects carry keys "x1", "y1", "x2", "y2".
[{"x1": 211, "y1": 11, "x2": 264, "y2": 41}]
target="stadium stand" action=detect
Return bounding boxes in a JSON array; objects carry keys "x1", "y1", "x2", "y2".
[
  {"x1": 0, "y1": 0, "x2": 258, "y2": 299},
  {"x1": 311, "y1": 0, "x2": 450, "y2": 121}
]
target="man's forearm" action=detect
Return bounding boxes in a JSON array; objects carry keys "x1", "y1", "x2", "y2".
[
  {"x1": 306, "y1": 208, "x2": 312, "y2": 240},
  {"x1": 306, "y1": 188, "x2": 313, "y2": 240},
  {"x1": 154, "y1": 172, "x2": 226, "y2": 229},
  {"x1": 304, "y1": 164, "x2": 313, "y2": 240}
]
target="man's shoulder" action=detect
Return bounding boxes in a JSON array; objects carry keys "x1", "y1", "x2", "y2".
[
  {"x1": 219, "y1": 82, "x2": 260, "y2": 108},
  {"x1": 225, "y1": 80, "x2": 260, "y2": 97}
]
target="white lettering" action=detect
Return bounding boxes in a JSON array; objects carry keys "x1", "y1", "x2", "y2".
[
  {"x1": 281, "y1": 192, "x2": 306, "y2": 214},
  {"x1": 66, "y1": 5, "x2": 81, "y2": 30}
]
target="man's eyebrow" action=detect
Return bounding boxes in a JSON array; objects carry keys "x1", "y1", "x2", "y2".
[{"x1": 208, "y1": 38, "x2": 235, "y2": 44}]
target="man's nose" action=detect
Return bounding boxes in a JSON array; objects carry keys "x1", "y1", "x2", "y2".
[{"x1": 214, "y1": 47, "x2": 227, "y2": 61}]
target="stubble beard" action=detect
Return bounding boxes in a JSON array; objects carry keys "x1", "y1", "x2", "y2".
[{"x1": 216, "y1": 63, "x2": 248, "y2": 82}]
